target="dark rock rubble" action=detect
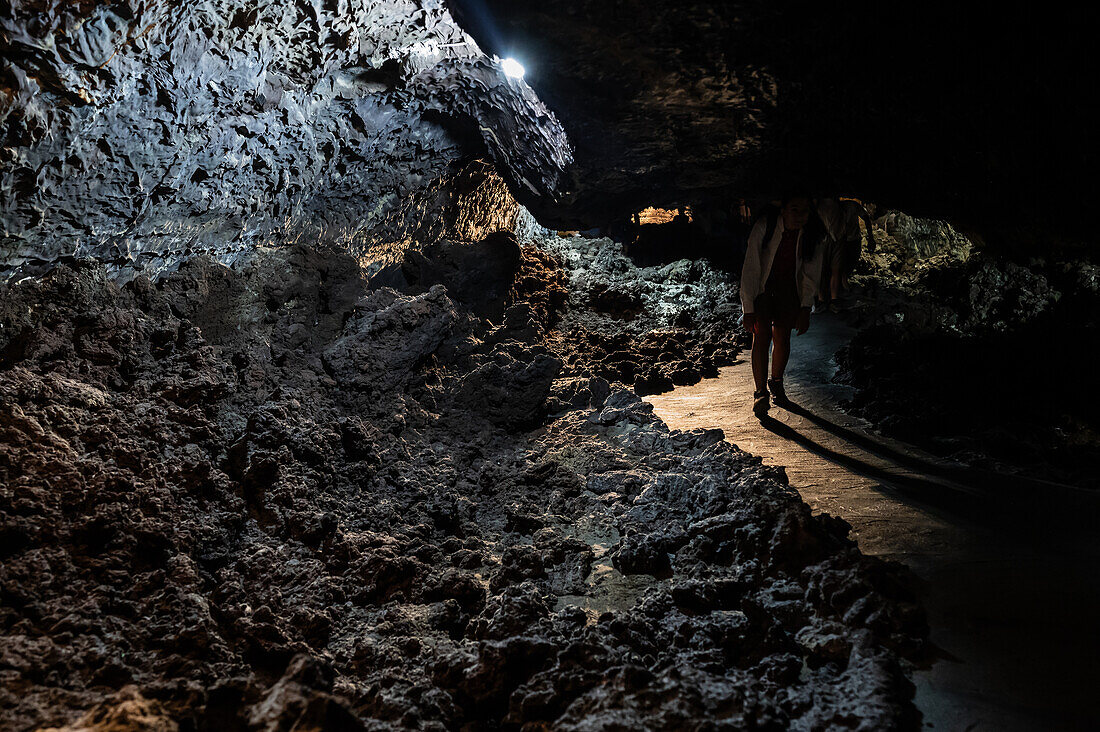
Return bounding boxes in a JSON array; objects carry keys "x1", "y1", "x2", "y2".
[
  {"x1": 531, "y1": 230, "x2": 744, "y2": 396},
  {"x1": 1, "y1": 239, "x2": 926, "y2": 729},
  {"x1": 836, "y1": 212, "x2": 1100, "y2": 488}
]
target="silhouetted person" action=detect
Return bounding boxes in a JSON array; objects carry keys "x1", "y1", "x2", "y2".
[
  {"x1": 818, "y1": 198, "x2": 877, "y2": 309},
  {"x1": 730, "y1": 198, "x2": 753, "y2": 272},
  {"x1": 671, "y1": 209, "x2": 691, "y2": 240},
  {"x1": 741, "y1": 195, "x2": 827, "y2": 415}
]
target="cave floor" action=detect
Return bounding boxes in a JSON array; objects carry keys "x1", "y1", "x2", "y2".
[{"x1": 645, "y1": 313, "x2": 1100, "y2": 731}]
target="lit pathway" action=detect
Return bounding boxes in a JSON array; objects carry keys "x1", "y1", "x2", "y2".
[{"x1": 644, "y1": 313, "x2": 1100, "y2": 731}]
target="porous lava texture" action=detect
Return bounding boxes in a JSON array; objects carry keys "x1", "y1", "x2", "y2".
[
  {"x1": 1, "y1": 232, "x2": 926, "y2": 729},
  {"x1": 532, "y1": 230, "x2": 744, "y2": 396},
  {"x1": 1, "y1": 0, "x2": 570, "y2": 276}
]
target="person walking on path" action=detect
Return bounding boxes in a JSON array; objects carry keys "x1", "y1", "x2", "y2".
[{"x1": 740, "y1": 195, "x2": 828, "y2": 415}]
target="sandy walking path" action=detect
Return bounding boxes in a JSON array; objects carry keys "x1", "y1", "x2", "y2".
[{"x1": 645, "y1": 312, "x2": 1100, "y2": 731}]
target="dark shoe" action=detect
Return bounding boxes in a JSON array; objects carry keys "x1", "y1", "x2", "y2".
[
  {"x1": 767, "y1": 378, "x2": 788, "y2": 405},
  {"x1": 753, "y1": 389, "x2": 770, "y2": 415}
]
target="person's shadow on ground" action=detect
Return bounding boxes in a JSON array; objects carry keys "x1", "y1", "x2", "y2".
[{"x1": 754, "y1": 400, "x2": 1095, "y2": 530}]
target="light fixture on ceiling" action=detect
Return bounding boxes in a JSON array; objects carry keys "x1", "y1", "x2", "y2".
[{"x1": 501, "y1": 57, "x2": 526, "y2": 79}]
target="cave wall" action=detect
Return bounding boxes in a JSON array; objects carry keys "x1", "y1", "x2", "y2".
[
  {"x1": 1, "y1": 0, "x2": 571, "y2": 277},
  {"x1": 3, "y1": 1, "x2": 1088, "y2": 277}
]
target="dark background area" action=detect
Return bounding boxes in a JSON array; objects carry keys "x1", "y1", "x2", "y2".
[{"x1": 447, "y1": 1, "x2": 1094, "y2": 249}]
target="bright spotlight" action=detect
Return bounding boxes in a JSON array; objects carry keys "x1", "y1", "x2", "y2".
[{"x1": 501, "y1": 57, "x2": 526, "y2": 79}]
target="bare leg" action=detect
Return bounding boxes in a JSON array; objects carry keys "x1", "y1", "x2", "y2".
[
  {"x1": 771, "y1": 326, "x2": 792, "y2": 380},
  {"x1": 751, "y1": 324, "x2": 772, "y2": 393}
]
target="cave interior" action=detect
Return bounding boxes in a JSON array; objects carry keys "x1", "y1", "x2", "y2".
[{"x1": 1, "y1": 1, "x2": 1098, "y2": 730}]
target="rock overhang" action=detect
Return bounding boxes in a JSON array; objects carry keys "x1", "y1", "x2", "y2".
[
  {"x1": 0, "y1": 0, "x2": 571, "y2": 277},
  {"x1": 2, "y1": 1, "x2": 1091, "y2": 278}
]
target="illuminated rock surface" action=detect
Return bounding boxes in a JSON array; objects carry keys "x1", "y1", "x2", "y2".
[
  {"x1": 1, "y1": 0, "x2": 570, "y2": 275},
  {"x1": 0, "y1": 234, "x2": 925, "y2": 728}
]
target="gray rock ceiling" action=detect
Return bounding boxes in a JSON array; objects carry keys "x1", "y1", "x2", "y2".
[
  {"x1": 1, "y1": 1, "x2": 1091, "y2": 275},
  {"x1": 1, "y1": 0, "x2": 570, "y2": 275}
]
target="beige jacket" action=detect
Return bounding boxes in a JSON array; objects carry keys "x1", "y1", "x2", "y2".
[{"x1": 740, "y1": 216, "x2": 825, "y2": 315}]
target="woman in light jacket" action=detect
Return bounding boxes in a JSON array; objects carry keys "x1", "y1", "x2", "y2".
[{"x1": 740, "y1": 195, "x2": 827, "y2": 415}]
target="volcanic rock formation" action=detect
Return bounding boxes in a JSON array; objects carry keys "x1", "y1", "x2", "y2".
[
  {"x1": 1, "y1": 230, "x2": 926, "y2": 729},
  {"x1": 836, "y1": 213, "x2": 1100, "y2": 488},
  {"x1": 1, "y1": 0, "x2": 570, "y2": 276},
  {"x1": 4, "y1": 0, "x2": 1087, "y2": 728}
]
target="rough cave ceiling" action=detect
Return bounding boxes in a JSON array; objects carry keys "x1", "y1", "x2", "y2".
[
  {"x1": 1, "y1": 1, "x2": 1091, "y2": 275},
  {"x1": 0, "y1": 0, "x2": 570, "y2": 275},
  {"x1": 447, "y1": 1, "x2": 1092, "y2": 242}
]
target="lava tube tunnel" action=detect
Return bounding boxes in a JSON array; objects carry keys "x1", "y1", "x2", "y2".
[{"x1": 1, "y1": 1, "x2": 1096, "y2": 730}]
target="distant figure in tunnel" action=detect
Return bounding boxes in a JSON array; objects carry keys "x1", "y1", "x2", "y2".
[
  {"x1": 741, "y1": 195, "x2": 827, "y2": 415},
  {"x1": 818, "y1": 198, "x2": 876, "y2": 310}
]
